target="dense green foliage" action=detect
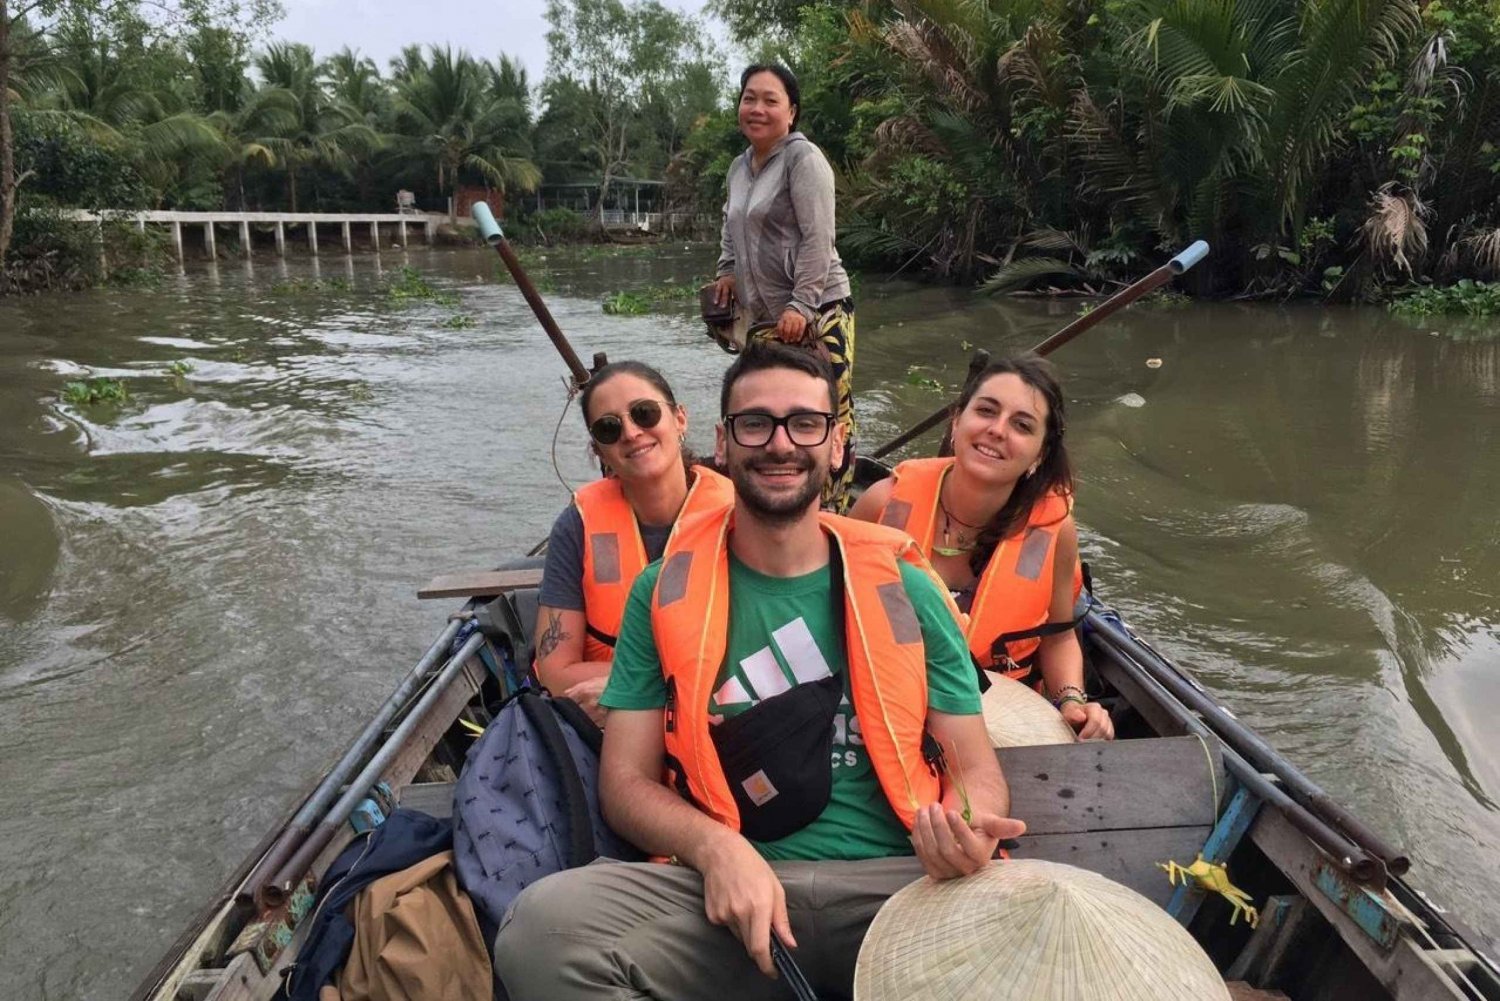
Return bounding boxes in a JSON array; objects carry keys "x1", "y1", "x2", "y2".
[
  {"x1": 8, "y1": 0, "x2": 1500, "y2": 300},
  {"x1": 709, "y1": 0, "x2": 1500, "y2": 298},
  {"x1": 0, "y1": 0, "x2": 715, "y2": 291},
  {"x1": 1390, "y1": 280, "x2": 1500, "y2": 316}
]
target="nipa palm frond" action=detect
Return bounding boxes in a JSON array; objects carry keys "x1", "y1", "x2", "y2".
[
  {"x1": 1361, "y1": 182, "x2": 1429, "y2": 276},
  {"x1": 979, "y1": 255, "x2": 1083, "y2": 295}
]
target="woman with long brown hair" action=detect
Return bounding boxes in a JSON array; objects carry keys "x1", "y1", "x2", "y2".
[{"x1": 851, "y1": 356, "x2": 1113, "y2": 739}]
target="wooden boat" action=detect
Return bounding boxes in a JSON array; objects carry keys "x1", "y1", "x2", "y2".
[{"x1": 131, "y1": 466, "x2": 1500, "y2": 1001}]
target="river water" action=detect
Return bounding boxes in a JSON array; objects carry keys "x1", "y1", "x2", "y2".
[{"x1": 1, "y1": 246, "x2": 1496, "y2": 997}]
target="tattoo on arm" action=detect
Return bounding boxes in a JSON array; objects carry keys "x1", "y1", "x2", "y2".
[{"x1": 538, "y1": 611, "x2": 569, "y2": 661}]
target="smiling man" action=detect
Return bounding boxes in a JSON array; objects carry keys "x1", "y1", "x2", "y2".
[{"x1": 492, "y1": 341, "x2": 1025, "y2": 1000}]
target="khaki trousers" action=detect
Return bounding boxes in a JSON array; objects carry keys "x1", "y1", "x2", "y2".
[{"x1": 493, "y1": 856, "x2": 926, "y2": 1001}]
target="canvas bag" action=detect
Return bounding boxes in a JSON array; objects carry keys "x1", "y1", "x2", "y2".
[{"x1": 452, "y1": 688, "x2": 643, "y2": 946}]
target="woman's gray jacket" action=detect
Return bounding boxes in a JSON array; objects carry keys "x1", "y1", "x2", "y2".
[{"x1": 716, "y1": 132, "x2": 851, "y2": 324}]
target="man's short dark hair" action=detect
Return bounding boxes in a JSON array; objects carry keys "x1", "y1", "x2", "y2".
[{"x1": 720, "y1": 339, "x2": 838, "y2": 417}]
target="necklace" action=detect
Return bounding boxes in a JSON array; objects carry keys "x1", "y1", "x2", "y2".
[{"x1": 934, "y1": 488, "x2": 984, "y2": 557}]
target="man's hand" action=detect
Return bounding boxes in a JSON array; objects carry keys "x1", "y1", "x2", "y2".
[
  {"x1": 1061, "y1": 700, "x2": 1114, "y2": 740},
  {"x1": 697, "y1": 832, "x2": 796, "y2": 976},
  {"x1": 713, "y1": 275, "x2": 736, "y2": 307},
  {"x1": 774, "y1": 308, "x2": 809, "y2": 343},
  {"x1": 561, "y1": 676, "x2": 610, "y2": 727},
  {"x1": 911, "y1": 803, "x2": 1027, "y2": 880}
]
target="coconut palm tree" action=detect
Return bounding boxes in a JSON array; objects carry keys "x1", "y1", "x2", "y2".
[
  {"x1": 390, "y1": 45, "x2": 540, "y2": 219},
  {"x1": 253, "y1": 42, "x2": 382, "y2": 211}
]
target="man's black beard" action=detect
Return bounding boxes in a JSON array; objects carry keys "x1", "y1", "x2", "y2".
[{"x1": 729, "y1": 452, "x2": 826, "y2": 526}]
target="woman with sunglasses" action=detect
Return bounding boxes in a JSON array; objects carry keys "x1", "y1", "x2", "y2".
[
  {"x1": 710, "y1": 63, "x2": 857, "y2": 512},
  {"x1": 535, "y1": 361, "x2": 733, "y2": 725},
  {"x1": 850, "y1": 356, "x2": 1113, "y2": 740}
]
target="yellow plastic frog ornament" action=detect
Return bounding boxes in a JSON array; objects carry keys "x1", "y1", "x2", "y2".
[{"x1": 1160, "y1": 855, "x2": 1260, "y2": 928}]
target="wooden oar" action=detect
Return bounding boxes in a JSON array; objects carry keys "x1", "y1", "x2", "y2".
[
  {"x1": 472, "y1": 201, "x2": 591, "y2": 387},
  {"x1": 870, "y1": 240, "x2": 1210, "y2": 460}
]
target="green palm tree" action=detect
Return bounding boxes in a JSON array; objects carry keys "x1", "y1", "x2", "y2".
[
  {"x1": 253, "y1": 42, "x2": 382, "y2": 211},
  {"x1": 390, "y1": 45, "x2": 540, "y2": 220},
  {"x1": 32, "y1": 21, "x2": 224, "y2": 198}
]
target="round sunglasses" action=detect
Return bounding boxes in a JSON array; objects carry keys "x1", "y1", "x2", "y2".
[{"x1": 588, "y1": 399, "x2": 666, "y2": 445}]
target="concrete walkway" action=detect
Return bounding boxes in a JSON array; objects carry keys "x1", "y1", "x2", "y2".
[{"x1": 64, "y1": 210, "x2": 441, "y2": 260}]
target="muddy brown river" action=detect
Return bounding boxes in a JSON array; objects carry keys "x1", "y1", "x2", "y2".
[{"x1": 0, "y1": 246, "x2": 1496, "y2": 997}]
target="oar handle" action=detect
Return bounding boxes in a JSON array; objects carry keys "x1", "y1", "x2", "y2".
[
  {"x1": 472, "y1": 202, "x2": 591, "y2": 386},
  {"x1": 870, "y1": 241, "x2": 1210, "y2": 460},
  {"x1": 1169, "y1": 240, "x2": 1210, "y2": 274}
]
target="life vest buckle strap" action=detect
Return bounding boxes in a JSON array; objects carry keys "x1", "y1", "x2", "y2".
[{"x1": 921, "y1": 729, "x2": 947, "y2": 778}]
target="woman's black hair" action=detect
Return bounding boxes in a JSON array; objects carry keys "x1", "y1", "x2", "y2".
[
  {"x1": 579, "y1": 360, "x2": 698, "y2": 473},
  {"x1": 739, "y1": 63, "x2": 801, "y2": 129},
  {"x1": 952, "y1": 355, "x2": 1074, "y2": 577}
]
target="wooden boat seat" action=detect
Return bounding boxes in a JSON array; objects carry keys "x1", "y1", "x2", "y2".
[
  {"x1": 1000, "y1": 734, "x2": 1224, "y2": 906},
  {"x1": 400, "y1": 735, "x2": 1220, "y2": 910},
  {"x1": 417, "y1": 567, "x2": 544, "y2": 600}
]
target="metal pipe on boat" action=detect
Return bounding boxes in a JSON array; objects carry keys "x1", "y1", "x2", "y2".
[
  {"x1": 240, "y1": 618, "x2": 465, "y2": 907},
  {"x1": 1085, "y1": 610, "x2": 1408, "y2": 876},
  {"x1": 1087, "y1": 628, "x2": 1384, "y2": 883},
  {"x1": 472, "y1": 202, "x2": 590, "y2": 387},
  {"x1": 262, "y1": 631, "x2": 486, "y2": 907},
  {"x1": 871, "y1": 240, "x2": 1210, "y2": 460}
]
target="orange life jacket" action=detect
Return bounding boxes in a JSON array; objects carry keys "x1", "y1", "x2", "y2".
[
  {"x1": 650, "y1": 509, "x2": 946, "y2": 832},
  {"x1": 576, "y1": 466, "x2": 734, "y2": 663},
  {"x1": 879, "y1": 457, "x2": 1079, "y2": 680}
]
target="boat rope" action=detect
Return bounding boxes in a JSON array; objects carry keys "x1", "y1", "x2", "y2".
[
  {"x1": 1157, "y1": 732, "x2": 1259, "y2": 927},
  {"x1": 1192, "y1": 730, "x2": 1219, "y2": 823},
  {"x1": 550, "y1": 377, "x2": 580, "y2": 495}
]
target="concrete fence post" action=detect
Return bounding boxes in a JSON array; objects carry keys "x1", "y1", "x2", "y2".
[
  {"x1": 275, "y1": 221, "x2": 286, "y2": 257},
  {"x1": 308, "y1": 221, "x2": 319, "y2": 255},
  {"x1": 172, "y1": 221, "x2": 183, "y2": 262},
  {"x1": 370, "y1": 220, "x2": 380, "y2": 251},
  {"x1": 205, "y1": 222, "x2": 217, "y2": 258},
  {"x1": 240, "y1": 219, "x2": 252, "y2": 258},
  {"x1": 342, "y1": 221, "x2": 352, "y2": 253}
]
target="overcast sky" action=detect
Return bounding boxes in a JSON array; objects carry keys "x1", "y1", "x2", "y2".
[{"x1": 270, "y1": 0, "x2": 717, "y2": 83}]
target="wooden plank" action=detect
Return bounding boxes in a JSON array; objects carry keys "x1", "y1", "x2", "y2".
[
  {"x1": 202, "y1": 954, "x2": 258, "y2": 1001},
  {"x1": 398, "y1": 781, "x2": 456, "y2": 820},
  {"x1": 418, "y1": 567, "x2": 544, "y2": 600},
  {"x1": 1011, "y1": 825, "x2": 1211, "y2": 906},
  {"x1": 1249, "y1": 808, "x2": 1471, "y2": 1000},
  {"x1": 998, "y1": 736, "x2": 1223, "y2": 837}
]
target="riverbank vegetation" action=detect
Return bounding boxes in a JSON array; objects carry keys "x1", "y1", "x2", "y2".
[{"x1": 4, "y1": 0, "x2": 1499, "y2": 304}]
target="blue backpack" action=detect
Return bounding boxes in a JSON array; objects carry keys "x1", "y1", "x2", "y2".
[{"x1": 453, "y1": 688, "x2": 643, "y2": 947}]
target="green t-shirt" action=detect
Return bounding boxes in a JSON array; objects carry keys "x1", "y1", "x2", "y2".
[{"x1": 600, "y1": 550, "x2": 981, "y2": 861}]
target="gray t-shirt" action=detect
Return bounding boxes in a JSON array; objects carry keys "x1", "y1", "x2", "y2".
[{"x1": 537, "y1": 505, "x2": 673, "y2": 611}]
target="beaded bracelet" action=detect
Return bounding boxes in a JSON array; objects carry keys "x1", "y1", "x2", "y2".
[{"x1": 1051, "y1": 684, "x2": 1087, "y2": 709}]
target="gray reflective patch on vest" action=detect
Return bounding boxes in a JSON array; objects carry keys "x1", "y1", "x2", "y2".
[
  {"x1": 876, "y1": 581, "x2": 922, "y2": 645},
  {"x1": 880, "y1": 499, "x2": 913, "y2": 531},
  {"x1": 1015, "y1": 527, "x2": 1052, "y2": 581},
  {"x1": 657, "y1": 551, "x2": 693, "y2": 607},
  {"x1": 591, "y1": 533, "x2": 622, "y2": 584}
]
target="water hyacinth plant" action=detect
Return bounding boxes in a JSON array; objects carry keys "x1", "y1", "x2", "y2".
[{"x1": 61, "y1": 377, "x2": 129, "y2": 405}]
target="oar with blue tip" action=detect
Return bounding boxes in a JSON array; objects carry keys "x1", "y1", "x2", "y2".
[
  {"x1": 472, "y1": 201, "x2": 591, "y2": 387},
  {"x1": 872, "y1": 240, "x2": 1212, "y2": 460}
]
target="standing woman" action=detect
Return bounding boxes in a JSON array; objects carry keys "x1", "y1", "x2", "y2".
[
  {"x1": 534, "y1": 361, "x2": 733, "y2": 725},
  {"x1": 711, "y1": 63, "x2": 858, "y2": 511},
  {"x1": 850, "y1": 356, "x2": 1114, "y2": 740}
]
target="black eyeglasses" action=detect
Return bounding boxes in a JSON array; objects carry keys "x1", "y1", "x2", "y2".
[
  {"x1": 724, "y1": 411, "x2": 835, "y2": 448},
  {"x1": 589, "y1": 399, "x2": 665, "y2": 445}
]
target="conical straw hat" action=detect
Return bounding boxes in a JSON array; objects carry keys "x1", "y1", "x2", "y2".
[
  {"x1": 981, "y1": 674, "x2": 1077, "y2": 748},
  {"x1": 854, "y1": 860, "x2": 1229, "y2": 1001}
]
